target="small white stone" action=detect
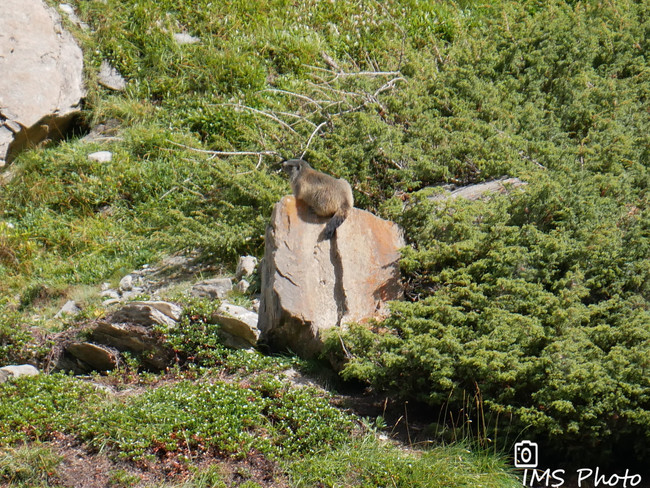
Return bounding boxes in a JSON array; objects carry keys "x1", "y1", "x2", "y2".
[
  {"x1": 88, "y1": 151, "x2": 112, "y2": 163},
  {"x1": 173, "y1": 33, "x2": 200, "y2": 45},
  {"x1": 98, "y1": 60, "x2": 126, "y2": 91},
  {"x1": 236, "y1": 256, "x2": 258, "y2": 279},
  {"x1": 54, "y1": 300, "x2": 81, "y2": 318},
  {"x1": 236, "y1": 279, "x2": 250, "y2": 293},
  {"x1": 59, "y1": 3, "x2": 74, "y2": 14},
  {"x1": 119, "y1": 274, "x2": 133, "y2": 292}
]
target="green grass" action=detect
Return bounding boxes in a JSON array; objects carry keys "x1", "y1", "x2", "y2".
[
  {"x1": 287, "y1": 436, "x2": 520, "y2": 488},
  {"x1": 0, "y1": 445, "x2": 62, "y2": 487}
]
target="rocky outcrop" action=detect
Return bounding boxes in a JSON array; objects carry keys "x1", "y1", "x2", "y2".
[
  {"x1": 109, "y1": 301, "x2": 182, "y2": 328},
  {"x1": 0, "y1": 0, "x2": 85, "y2": 165},
  {"x1": 65, "y1": 343, "x2": 117, "y2": 372},
  {"x1": 258, "y1": 196, "x2": 404, "y2": 358},
  {"x1": 60, "y1": 301, "x2": 182, "y2": 372}
]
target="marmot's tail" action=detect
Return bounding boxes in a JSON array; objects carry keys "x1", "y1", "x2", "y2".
[{"x1": 323, "y1": 205, "x2": 351, "y2": 239}]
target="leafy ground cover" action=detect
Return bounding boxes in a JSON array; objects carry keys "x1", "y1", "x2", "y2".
[{"x1": 1, "y1": 0, "x2": 648, "y2": 483}]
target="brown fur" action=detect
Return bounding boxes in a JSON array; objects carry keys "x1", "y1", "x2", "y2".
[{"x1": 282, "y1": 159, "x2": 353, "y2": 239}]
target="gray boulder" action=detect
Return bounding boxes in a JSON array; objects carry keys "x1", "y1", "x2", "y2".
[{"x1": 0, "y1": 0, "x2": 84, "y2": 165}]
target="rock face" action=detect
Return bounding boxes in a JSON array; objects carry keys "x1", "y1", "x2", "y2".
[
  {"x1": 0, "y1": 0, "x2": 85, "y2": 165},
  {"x1": 258, "y1": 196, "x2": 404, "y2": 358}
]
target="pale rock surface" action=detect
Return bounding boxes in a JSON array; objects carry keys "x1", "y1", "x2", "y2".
[
  {"x1": 191, "y1": 277, "x2": 233, "y2": 299},
  {"x1": 210, "y1": 302, "x2": 260, "y2": 348},
  {"x1": 98, "y1": 60, "x2": 126, "y2": 91},
  {"x1": 0, "y1": 0, "x2": 84, "y2": 165},
  {"x1": 54, "y1": 300, "x2": 81, "y2": 318},
  {"x1": 236, "y1": 256, "x2": 258, "y2": 279},
  {"x1": 428, "y1": 178, "x2": 527, "y2": 202},
  {"x1": 110, "y1": 301, "x2": 181, "y2": 328},
  {"x1": 88, "y1": 150, "x2": 113, "y2": 163},
  {"x1": 258, "y1": 196, "x2": 404, "y2": 358},
  {"x1": 0, "y1": 364, "x2": 39, "y2": 383}
]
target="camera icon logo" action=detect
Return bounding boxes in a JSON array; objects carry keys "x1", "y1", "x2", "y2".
[{"x1": 514, "y1": 440, "x2": 538, "y2": 468}]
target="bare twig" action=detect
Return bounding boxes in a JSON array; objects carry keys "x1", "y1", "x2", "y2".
[
  {"x1": 303, "y1": 64, "x2": 402, "y2": 80},
  {"x1": 374, "y1": 77, "x2": 406, "y2": 97},
  {"x1": 257, "y1": 88, "x2": 328, "y2": 107},
  {"x1": 219, "y1": 103, "x2": 299, "y2": 134},
  {"x1": 301, "y1": 120, "x2": 329, "y2": 159},
  {"x1": 167, "y1": 140, "x2": 278, "y2": 160},
  {"x1": 518, "y1": 150, "x2": 547, "y2": 170},
  {"x1": 321, "y1": 51, "x2": 341, "y2": 72}
]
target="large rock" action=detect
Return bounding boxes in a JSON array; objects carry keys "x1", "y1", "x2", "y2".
[
  {"x1": 92, "y1": 321, "x2": 172, "y2": 370},
  {"x1": 0, "y1": 0, "x2": 84, "y2": 165},
  {"x1": 84, "y1": 301, "x2": 181, "y2": 371},
  {"x1": 258, "y1": 196, "x2": 404, "y2": 358}
]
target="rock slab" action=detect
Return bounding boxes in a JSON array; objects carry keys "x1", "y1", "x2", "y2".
[
  {"x1": 0, "y1": 0, "x2": 84, "y2": 165},
  {"x1": 258, "y1": 196, "x2": 404, "y2": 358},
  {"x1": 210, "y1": 302, "x2": 260, "y2": 349}
]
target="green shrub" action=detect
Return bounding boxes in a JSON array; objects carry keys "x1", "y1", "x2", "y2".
[
  {"x1": 323, "y1": 0, "x2": 650, "y2": 464},
  {"x1": 160, "y1": 296, "x2": 296, "y2": 374}
]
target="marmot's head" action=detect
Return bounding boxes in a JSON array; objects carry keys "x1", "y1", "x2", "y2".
[{"x1": 282, "y1": 159, "x2": 310, "y2": 181}]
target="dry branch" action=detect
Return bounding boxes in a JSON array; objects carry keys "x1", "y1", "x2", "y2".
[{"x1": 167, "y1": 140, "x2": 279, "y2": 161}]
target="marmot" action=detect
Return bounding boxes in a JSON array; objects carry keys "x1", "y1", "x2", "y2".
[{"x1": 282, "y1": 159, "x2": 354, "y2": 239}]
